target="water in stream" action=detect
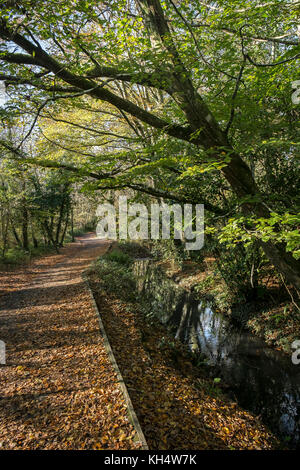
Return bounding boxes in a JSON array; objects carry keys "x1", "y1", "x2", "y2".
[{"x1": 134, "y1": 258, "x2": 300, "y2": 448}]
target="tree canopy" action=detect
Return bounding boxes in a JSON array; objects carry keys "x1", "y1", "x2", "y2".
[{"x1": 0, "y1": 0, "x2": 299, "y2": 288}]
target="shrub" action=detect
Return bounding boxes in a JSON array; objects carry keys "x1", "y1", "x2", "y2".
[
  {"x1": 103, "y1": 249, "x2": 132, "y2": 266},
  {"x1": 118, "y1": 240, "x2": 151, "y2": 259},
  {"x1": 94, "y1": 258, "x2": 136, "y2": 302}
]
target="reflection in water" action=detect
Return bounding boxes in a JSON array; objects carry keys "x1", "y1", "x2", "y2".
[{"x1": 134, "y1": 259, "x2": 300, "y2": 447}]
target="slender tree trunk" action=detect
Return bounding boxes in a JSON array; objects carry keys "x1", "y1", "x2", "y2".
[
  {"x1": 55, "y1": 185, "x2": 68, "y2": 245},
  {"x1": 32, "y1": 232, "x2": 38, "y2": 248},
  {"x1": 49, "y1": 215, "x2": 54, "y2": 237},
  {"x1": 21, "y1": 206, "x2": 29, "y2": 251},
  {"x1": 44, "y1": 220, "x2": 58, "y2": 252},
  {"x1": 21, "y1": 180, "x2": 29, "y2": 251},
  {"x1": 1, "y1": 213, "x2": 9, "y2": 258},
  {"x1": 10, "y1": 217, "x2": 22, "y2": 247},
  {"x1": 71, "y1": 205, "x2": 75, "y2": 242},
  {"x1": 59, "y1": 208, "x2": 69, "y2": 247}
]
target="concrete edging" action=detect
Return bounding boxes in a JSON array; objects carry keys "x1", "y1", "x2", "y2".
[{"x1": 82, "y1": 271, "x2": 149, "y2": 450}]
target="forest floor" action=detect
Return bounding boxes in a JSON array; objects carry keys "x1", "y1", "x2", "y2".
[
  {"x1": 0, "y1": 234, "x2": 284, "y2": 450},
  {"x1": 0, "y1": 233, "x2": 140, "y2": 450},
  {"x1": 88, "y1": 263, "x2": 281, "y2": 450}
]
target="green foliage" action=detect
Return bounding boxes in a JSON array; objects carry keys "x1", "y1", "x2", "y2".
[
  {"x1": 72, "y1": 220, "x2": 97, "y2": 238},
  {"x1": 93, "y1": 258, "x2": 136, "y2": 302},
  {"x1": 103, "y1": 249, "x2": 132, "y2": 266},
  {"x1": 194, "y1": 274, "x2": 215, "y2": 293},
  {"x1": 0, "y1": 244, "x2": 56, "y2": 266},
  {"x1": 0, "y1": 0, "x2": 299, "y2": 292},
  {"x1": 117, "y1": 240, "x2": 151, "y2": 259},
  {"x1": 150, "y1": 239, "x2": 186, "y2": 265},
  {"x1": 218, "y1": 212, "x2": 300, "y2": 259}
]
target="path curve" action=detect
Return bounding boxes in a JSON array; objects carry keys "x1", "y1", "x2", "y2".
[{"x1": 0, "y1": 234, "x2": 140, "y2": 450}]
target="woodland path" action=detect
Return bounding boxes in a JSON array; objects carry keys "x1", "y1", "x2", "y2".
[{"x1": 0, "y1": 233, "x2": 139, "y2": 450}]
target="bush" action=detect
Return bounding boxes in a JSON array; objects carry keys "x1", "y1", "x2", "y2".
[
  {"x1": 150, "y1": 239, "x2": 186, "y2": 265},
  {"x1": 103, "y1": 249, "x2": 132, "y2": 266},
  {"x1": 0, "y1": 245, "x2": 57, "y2": 266},
  {"x1": 118, "y1": 240, "x2": 151, "y2": 259},
  {"x1": 214, "y1": 244, "x2": 265, "y2": 303},
  {"x1": 94, "y1": 258, "x2": 136, "y2": 302}
]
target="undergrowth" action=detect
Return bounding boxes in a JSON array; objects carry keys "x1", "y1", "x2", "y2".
[{"x1": 0, "y1": 245, "x2": 56, "y2": 267}]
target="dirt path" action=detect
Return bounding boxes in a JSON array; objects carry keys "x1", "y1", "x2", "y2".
[{"x1": 0, "y1": 234, "x2": 140, "y2": 450}]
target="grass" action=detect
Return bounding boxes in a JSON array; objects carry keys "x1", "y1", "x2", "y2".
[
  {"x1": 103, "y1": 249, "x2": 133, "y2": 266},
  {"x1": 0, "y1": 222, "x2": 97, "y2": 269},
  {"x1": 0, "y1": 245, "x2": 57, "y2": 268}
]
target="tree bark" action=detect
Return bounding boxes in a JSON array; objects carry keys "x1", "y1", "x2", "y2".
[
  {"x1": 21, "y1": 203, "x2": 29, "y2": 250},
  {"x1": 10, "y1": 217, "x2": 22, "y2": 247}
]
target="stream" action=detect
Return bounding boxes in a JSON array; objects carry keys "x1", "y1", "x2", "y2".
[{"x1": 134, "y1": 258, "x2": 300, "y2": 448}]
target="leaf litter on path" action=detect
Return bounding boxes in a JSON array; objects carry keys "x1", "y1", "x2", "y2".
[{"x1": 0, "y1": 234, "x2": 141, "y2": 450}]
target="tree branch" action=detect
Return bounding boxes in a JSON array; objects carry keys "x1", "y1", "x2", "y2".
[
  {"x1": 0, "y1": 73, "x2": 79, "y2": 93},
  {"x1": 225, "y1": 57, "x2": 246, "y2": 135},
  {"x1": 86, "y1": 65, "x2": 174, "y2": 93},
  {"x1": 0, "y1": 21, "x2": 199, "y2": 145},
  {"x1": 0, "y1": 138, "x2": 224, "y2": 214},
  {"x1": 0, "y1": 139, "x2": 111, "y2": 180},
  {"x1": 240, "y1": 25, "x2": 300, "y2": 67},
  {"x1": 191, "y1": 23, "x2": 299, "y2": 46},
  {"x1": 0, "y1": 51, "x2": 44, "y2": 66}
]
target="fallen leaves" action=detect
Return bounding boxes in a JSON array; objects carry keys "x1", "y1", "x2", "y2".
[
  {"x1": 90, "y1": 271, "x2": 280, "y2": 450},
  {"x1": 0, "y1": 235, "x2": 140, "y2": 450}
]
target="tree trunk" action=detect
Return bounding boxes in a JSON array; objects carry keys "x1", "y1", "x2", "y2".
[
  {"x1": 71, "y1": 206, "x2": 75, "y2": 242},
  {"x1": 221, "y1": 152, "x2": 300, "y2": 290},
  {"x1": 44, "y1": 220, "x2": 58, "y2": 252},
  {"x1": 10, "y1": 218, "x2": 22, "y2": 247},
  {"x1": 1, "y1": 213, "x2": 9, "y2": 258},
  {"x1": 59, "y1": 209, "x2": 69, "y2": 247},
  {"x1": 21, "y1": 206, "x2": 29, "y2": 251},
  {"x1": 55, "y1": 186, "x2": 68, "y2": 245}
]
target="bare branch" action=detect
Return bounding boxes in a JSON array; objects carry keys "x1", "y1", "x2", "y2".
[
  {"x1": 40, "y1": 112, "x2": 139, "y2": 141},
  {"x1": 240, "y1": 25, "x2": 300, "y2": 67},
  {"x1": 191, "y1": 23, "x2": 299, "y2": 46},
  {"x1": 225, "y1": 57, "x2": 247, "y2": 135},
  {"x1": 0, "y1": 21, "x2": 198, "y2": 145},
  {"x1": 17, "y1": 84, "x2": 104, "y2": 148}
]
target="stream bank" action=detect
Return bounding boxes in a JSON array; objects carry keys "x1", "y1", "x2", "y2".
[
  {"x1": 133, "y1": 257, "x2": 300, "y2": 448},
  {"x1": 88, "y1": 244, "x2": 282, "y2": 450}
]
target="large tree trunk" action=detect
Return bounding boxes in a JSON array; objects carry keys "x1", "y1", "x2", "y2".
[
  {"x1": 260, "y1": 241, "x2": 300, "y2": 291},
  {"x1": 221, "y1": 152, "x2": 300, "y2": 290},
  {"x1": 139, "y1": 0, "x2": 300, "y2": 291}
]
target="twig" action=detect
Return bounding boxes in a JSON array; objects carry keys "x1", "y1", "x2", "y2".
[
  {"x1": 225, "y1": 57, "x2": 246, "y2": 134},
  {"x1": 280, "y1": 273, "x2": 300, "y2": 312},
  {"x1": 16, "y1": 84, "x2": 105, "y2": 148},
  {"x1": 168, "y1": 0, "x2": 245, "y2": 83},
  {"x1": 240, "y1": 24, "x2": 300, "y2": 67}
]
